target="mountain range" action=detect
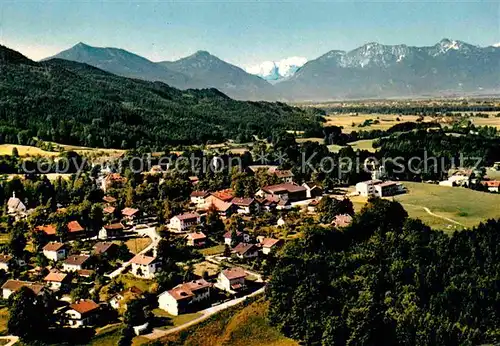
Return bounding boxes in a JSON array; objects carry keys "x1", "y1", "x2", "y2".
[{"x1": 46, "y1": 39, "x2": 500, "y2": 101}]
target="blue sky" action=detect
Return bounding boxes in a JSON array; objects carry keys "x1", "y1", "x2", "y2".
[{"x1": 0, "y1": 0, "x2": 498, "y2": 66}]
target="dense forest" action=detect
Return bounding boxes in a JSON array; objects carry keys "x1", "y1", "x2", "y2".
[
  {"x1": 0, "y1": 45, "x2": 322, "y2": 149},
  {"x1": 268, "y1": 198, "x2": 500, "y2": 345}
]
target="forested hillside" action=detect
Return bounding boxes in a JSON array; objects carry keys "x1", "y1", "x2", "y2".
[
  {"x1": 0, "y1": 45, "x2": 321, "y2": 149},
  {"x1": 268, "y1": 198, "x2": 500, "y2": 345}
]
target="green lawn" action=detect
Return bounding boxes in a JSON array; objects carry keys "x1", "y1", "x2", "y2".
[
  {"x1": 199, "y1": 244, "x2": 225, "y2": 256},
  {"x1": 90, "y1": 324, "x2": 123, "y2": 346},
  {"x1": 120, "y1": 274, "x2": 154, "y2": 293},
  {"x1": 393, "y1": 182, "x2": 500, "y2": 230},
  {"x1": 153, "y1": 308, "x2": 202, "y2": 330},
  {"x1": 0, "y1": 307, "x2": 9, "y2": 336},
  {"x1": 328, "y1": 139, "x2": 376, "y2": 153}
]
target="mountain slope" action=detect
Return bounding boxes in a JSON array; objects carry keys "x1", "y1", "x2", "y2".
[
  {"x1": 245, "y1": 57, "x2": 308, "y2": 82},
  {"x1": 276, "y1": 39, "x2": 500, "y2": 100},
  {"x1": 159, "y1": 51, "x2": 276, "y2": 100},
  {"x1": 0, "y1": 45, "x2": 320, "y2": 148},
  {"x1": 47, "y1": 42, "x2": 191, "y2": 89}
]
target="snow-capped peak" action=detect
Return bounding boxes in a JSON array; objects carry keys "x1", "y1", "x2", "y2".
[
  {"x1": 493, "y1": 42, "x2": 500, "y2": 48},
  {"x1": 245, "y1": 56, "x2": 307, "y2": 81}
]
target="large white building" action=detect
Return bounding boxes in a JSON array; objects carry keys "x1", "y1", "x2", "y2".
[
  {"x1": 158, "y1": 279, "x2": 212, "y2": 316},
  {"x1": 355, "y1": 180, "x2": 404, "y2": 197},
  {"x1": 168, "y1": 213, "x2": 200, "y2": 233}
]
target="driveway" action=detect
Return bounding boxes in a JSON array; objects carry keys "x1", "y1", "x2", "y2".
[{"x1": 142, "y1": 286, "x2": 265, "y2": 340}]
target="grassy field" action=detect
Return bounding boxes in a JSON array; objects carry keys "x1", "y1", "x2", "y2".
[
  {"x1": 324, "y1": 114, "x2": 424, "y2": 132},
  {"x1": 0, "y1": 144, "x2": 58, "y2": 157},
  {"x1": 350, "y1": 182, "x2": 500, "y2": 231},
  {"x1": 0, "y1": 307, "x2": 8, "y2": 336},
  {"x1": 152, "y1": 298, "x2": 297, "y2": 346},
  {"x1": 198, "y1": 244, "x2": 226, "y2": 256},
  {"x1": 152, "y1": 309, "x2": 203, "y2": 330},
  {"x1": 90, "y1": 324, "x2": 123, "y2": 346},
  {"x1": 120, "y1": 274, "x2": 154, "y2": 293},
  {"x1": 123, "y1": 237, "x2": 152, "y2": 254},
  {"x1": 328, "y1": 139, "x2": 376, "y2": 153},
  {"x1": 192, "y1": 261, "x2": 220, "y2": 277}
]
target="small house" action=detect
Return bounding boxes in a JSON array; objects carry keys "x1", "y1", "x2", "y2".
[
  {"x1": 185, "y1": 232, "x2": 207, "y2": 247},
  {"x1": 232, "y1": 243, "x2": 259, "y2": 259},
  {"x1": 158, "y1": 279, "x2": 212, "y2": 316},
  {"x1": 42, "y1": 242, "x2": 67, "y2": 262},
  {"x1": 98, "y1": 223, "x2": 125, "y2": 240},
  {"x1": 130, "y1": 254, "x2": 160, "y2": 279},
  {"x1": 217, "y1": 267, "x2": 247, "y2": 293},
  {"x1": 65, "y1": 300, "x2": 100, "y2": 328},
  {"x1": 257, "y1": 237, "x2": 283, "y2": 255},
  {"x1": 0, "y1": 254, "x2": 12, "y2": 272},
  {"x1": 44, "y1": 271, "x2": 69, "y2": 291},
  {"x1": 63, "y1": 255, "x2": 90, "y2": 272},
  {"x1": 223, "y1": 231, "x2": 250, "y2": 245},
  {"x1": 168, "y1": 213, "x2": 201, "y2": 233},
  {"x1": 109, "y1": 286, "x2": 144, "y2": 310},
  {"x1": 2, "y1": 279, "x2": 45, "y2": 299}
]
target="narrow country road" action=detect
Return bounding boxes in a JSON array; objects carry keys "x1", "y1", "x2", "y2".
[
  {"x1": 142, "y1": 286, "x2": 266, "y2": 340},
  {"x1": 106, "y1": 225, "x2": 160, "y2": 279}
]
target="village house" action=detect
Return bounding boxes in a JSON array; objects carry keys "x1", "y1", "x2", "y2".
[
  {"x1": 63, "y1": 255, "x2": 91, "y2": 272},
  {"x1": 67, "y1": 221, "x2": 86, "y2": 239},
  {"x1": 211, "y1": 189, "x2": 235, "y2": 202},
  {"x1": 98, "y1": 223, "x2": 125, "y2": 240},
  {"x1": 35, "y1": 224, "x2": 57, "y2": 239},
  {"x1": 7, "y1": 192, "x2": 27, "y2": 218},
  {"x1": 185, "y1": 232, "x2": 207, "y2": 247},
  {"x1": 302, "y1": 182, "x2": 323, "y2": 199},
  {"x1": 168, "y1": 212, "x2": 201, "y2": 233},
  {"x1": 356, "y1": 180, "x2": 404, "y2": 197},
  {"x1": 103, "y1": 206, "x2": 116, "y2": 215},
  {"x1": 0, "y1": 254, "x2": 12, "y2": 272},
  {"x1": 232, "y1": 197, "x2": 258, "y2": 214},
  {"x1": 247, "y1": 165, "x2": 294, "y2": 183},
  {"x1": 65, "y1": 299, "x2": 100, "y2": 328},
  {"x1": 332, "y1": 214, "x2": 353, "y2": 228},
  {"x1": 2, "y1": 279, "x2": 45, "y2": 299},
  {"x1": 109, "y1": 286, "x2": 144, "y2": 310},
  {"x1": 256, "y1": 196, "x2": 278, "y2": 212},
  {"x1": 102, "y1": 195, "x2": 117, "y2": 204},
  {"x1": 130, "y1": 254, "x2": 160, "y2": 279},
  {"x1": 482, "y1": 180, "x2": 500, "y2": 193},
  {"x1": 307, "y1": 199, "x2": 320, "y2": 212},
  {"x1": 256, "y1": 183, "x2": 307, "y2": 203},
  {"x1": 232, "y1": 243, "x2": 259, "y2": 259},
  {"x1": 188, "y1": 176, "x2": 200, "y2": 185},
  {"x1": 42, "y1": 242, "x2": 67, "y2": 262},
  {"x1": 44, "y1": 271, "x2": 69, "y2": 291},
  {"x1": 217, "y1": 267, "x2": 247, "y2": 293},
  {"x1": 93, "y1": 242, "x2": 118, "y2": 257},
  {"x1": 158, "y1": 279, "x2": 212, "y2": 316},
  {"x1": 101, "y1": 173, "x2": 125, "y2": 193},
  {"x1": 257, "y1": 237, "x2": 283, "y2": 255},
  {"x1": 203, "y1": 196, "x2": 235, "y2": 218},
  {"x1": 122, "y1": 207, "x2": 139, "y2": 223},
  {"x1": 190, "y1": 191, "x2": 209, "y2": 206},
  {"x1": 223, "y1": 230, "x2": 250, "y2": 245}
]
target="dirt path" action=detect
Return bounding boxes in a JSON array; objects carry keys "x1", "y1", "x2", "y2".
[{"x1": 422, "y1": 207, "x2": 464, "y2": 226}]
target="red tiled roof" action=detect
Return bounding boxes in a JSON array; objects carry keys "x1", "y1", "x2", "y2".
[
  {"x1": 1, "y1": 280, "x2": 44, "y2": 295},
  {"x1": 166, "y1": 279, "x2": 212, "y2": 301},
  {"x1": 232, "y1": 243, "x2": 258, "y2": 255},
  {"x1": 103, "y1": 223, "x2": 124, "y2": 231},
  {"x1": 190, "y1": 191, "x2": 208, "y2": 198},
  {"x1": 122, "y1": 208, "x2": 139, "y2": 217},
  {"x1": 222, "y1": 267, "x2": 247, "y2": 280},
  {"x1": 67, "y1": 221, "x2": 84, "y2": 233},
  {"x1": 332, "y1": 214, "x2": 353, "y2": 228},
  {"x1": 69, "y1": 299, "x2": 99, "y2": 314},
  {"x1": 174, "y1": 212, "x2": 199, "y2": 221},
  {"x1": 103, "y1": 196, "x2": 117, "y2": 204},
  {"x1": 36, "y1": 224, "x2": 56, "y2": 235},
  {"x1": 259, "y1": 238, "x2": 281, "y2": 248},
  {"x1": 64, "y1": 255, "x2": 90, "y2": 266},
  {"x1": 483, "y1": 180, "x2": 500, "y2": 187},
  {"x1": 211, "y1": 189, "x2": 234, "y2": 202},
  {"x1": 187, "y1": 232, "x2": 206, "y2": 240},
  {"x1": 231, "y1": 197, "x2": 254, "y2": 206},
  {"x1": 44, "y1": 271, "x2": 68, "y2": 282},
  {"x1": 93, "y1": 242, "x2": 116, "y2": 254},
  {"x1": 206, "y1": 196, "x2": 233, "y2": 212},
  {"x1": 77, "y1": 269, "x2": 94, "y2": 277},
  {"x1": 103, "y1": 206, "x2": 116, "y2": 214},
  {"x1": 43, "y1": 242, "x2": 65, "y2": 252},
  {"x1": 130, "y1": 254, "x2": 156, "y2": 265},
  {"x1": 223, "y1": 230, "x2": 244, "y2": 239},
  {"x1": 262, "y1": 183, "x2": 306, "y2": 194}
]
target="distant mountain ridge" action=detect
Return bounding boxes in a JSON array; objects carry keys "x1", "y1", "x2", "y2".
[{"x1": 46, "y1": 39, "x2": 500, "y2": 101}]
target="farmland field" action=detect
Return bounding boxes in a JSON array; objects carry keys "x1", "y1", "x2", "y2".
[
  {"x1": 350, "y1": 182, "x2": 500, "y2": 231},
  {"x1": 0, "y1": 144, "x2": 58, "y2": 157}
]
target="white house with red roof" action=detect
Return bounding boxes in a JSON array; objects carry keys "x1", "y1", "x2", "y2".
[
  {"x1": 158, "y1": 279, "x2": 212, "y2": 315},
  {"x1": 223, "y1": 231, "x2": 250, "y2": 246},
  {"x1": 130, "y1": 254, "x2": 160, "y2": 279},
  {"x1": 257, "y1": 237, "x2": 284, "y2": 255},
  {"x1": 217, "y1": 267, "x2": 247, "y2": 293},
  {"x1": 185, "y1": 232, "x2": 207, "y2": 247},
  {"x1": 65, "y1": 299, "x2": 100, "y2": 328},
  {"x1": 231, "y1": 197, "x2": 258, "y2": 214},
  {"x1": 42, "y1": 242, "x2": 67, "y2": 262},
  {"x1": 168, "y1": 212, "x2": 200, "y2": 233}
]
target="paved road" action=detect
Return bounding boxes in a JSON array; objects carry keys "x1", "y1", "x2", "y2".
[
  {"x1": 106, "y1": 225, "x2": 160, "y2": 279},
  {"x1": 0, "y1": 336, "x2": 19, "y2": 346},
  {"x1": 142, "y1": 286, "x2": 266, "y2": 340}
]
